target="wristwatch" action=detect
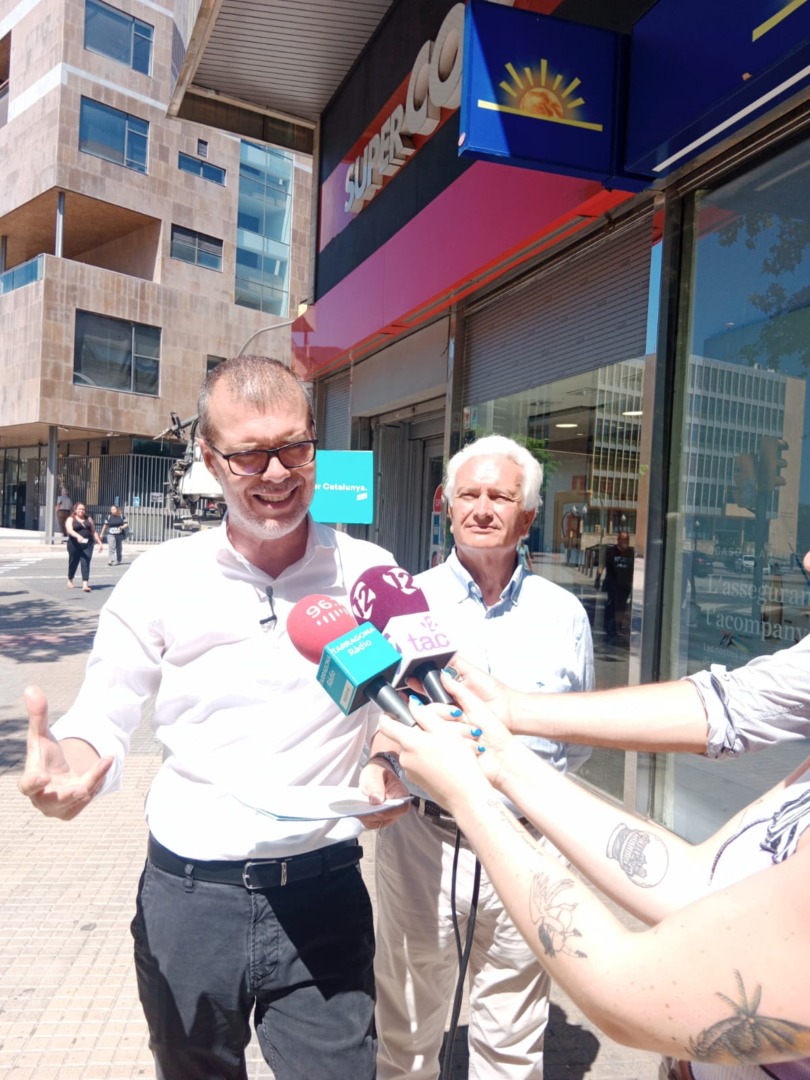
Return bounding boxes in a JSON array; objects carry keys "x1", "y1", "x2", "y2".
[{"x1": 367, "y1": 751, "x2": 404, "y2": 779}]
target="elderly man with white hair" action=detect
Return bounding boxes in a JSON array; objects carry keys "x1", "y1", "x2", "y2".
[{"x1": 373, "y1": 434, "x2": 595, "y2": 1079}]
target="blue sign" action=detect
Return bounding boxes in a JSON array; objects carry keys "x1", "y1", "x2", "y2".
[
  {"x1": 627, "y1": 0, "x2": 810, "y2": 176},
  {"x1": 459, "y1": 0, "x2": 648, "y2": 190},
  {"x1": 310, "y1": 450, "x2": 374, "y2": 525}
]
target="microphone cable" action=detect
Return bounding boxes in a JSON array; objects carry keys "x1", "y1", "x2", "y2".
[
  {"x1": 259, "y1": 585, "x2": 277, "y2": 628},
  {"x1": 440, "y1": 829, "x2": 482, "y2": 1080}
]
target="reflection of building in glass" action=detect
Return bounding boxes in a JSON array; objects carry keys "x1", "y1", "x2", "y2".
[
  {"x1": 681, "y1": 356, "x2": 803, "y2": 559},
  {"x1": 525, "y1": 359, "x2": 645, "y2": 557},
  {"x1": 463, "y1": 350, "x2": 802, "y2": 579},
  {"x1": 589, "y1": 359, "x2": 645, "y2": 527},
  {"x1": 467, "y1": 359, "x2": 647, "y2": 558}
]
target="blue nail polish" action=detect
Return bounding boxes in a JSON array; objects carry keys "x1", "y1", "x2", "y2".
[
  {"x1": 409, "y1": 694, "x2": 424, "y2": 706},
  {"x1": 470, "y1": 727, "x2": 482, "y2": 738},
  {"x1": 442, "y1": 665, "x2": 458, "y2": 679},
  {"x1": 450, "y1": 707, "x2": 462, "y2": 718},
  {"x1": 477, "y1": 744, "x2": 486, "y2": 754}
]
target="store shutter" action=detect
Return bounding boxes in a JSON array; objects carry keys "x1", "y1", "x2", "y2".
[
  {"x1": 320, "y1": 370, "x2": 351, "y2": 449},
  {"x1": 463, "y1": 220, "x2": 651, "y2": 406}
]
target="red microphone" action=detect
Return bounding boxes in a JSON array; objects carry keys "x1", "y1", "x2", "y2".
[{"x1": 286, "y1": 595, "x2": 358, "y2": 663}]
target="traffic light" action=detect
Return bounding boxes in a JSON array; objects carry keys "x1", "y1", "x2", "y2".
[
  {"x1": 757, "y1": 436, "x2": 789, "y2": 491},
  {"x1": 730, "y1": 454, "x2": 757, "y2": 511}
]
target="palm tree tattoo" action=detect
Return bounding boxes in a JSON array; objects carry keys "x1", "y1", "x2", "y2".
[
  {"x1": 689, "y1": 971, "x2": 810, "y2": 1062},
  {"x1": 529, "y1": 872, "x2": 587, "y2": 959}
]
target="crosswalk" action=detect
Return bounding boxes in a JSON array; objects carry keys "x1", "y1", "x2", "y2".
[{"x1": 0, "y1": 555, "x2": 44, "y2": 576}]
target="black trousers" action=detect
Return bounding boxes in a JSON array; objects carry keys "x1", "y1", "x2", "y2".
[
  {"x1": 131, "y1": 850, "x2": 376, "y2": 1080},
  {"x1": 66, "y1": 539, "x2": 93, "y2": 582}
]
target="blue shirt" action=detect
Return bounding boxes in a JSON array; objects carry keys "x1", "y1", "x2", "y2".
[{"x1": 408, "y1": 549, "x2": 595, "y2": 799}]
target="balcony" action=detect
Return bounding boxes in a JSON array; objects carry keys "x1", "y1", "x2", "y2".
[{"x1": 0, "y1": 254, "x2": 43, "y2": 295}]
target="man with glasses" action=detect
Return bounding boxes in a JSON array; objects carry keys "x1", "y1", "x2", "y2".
[{"x1": 18, "y1": 354, "x2": 409, "y2": 1080}]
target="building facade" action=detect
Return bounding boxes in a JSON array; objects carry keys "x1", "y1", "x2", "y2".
[
  {"x1": 283, "y1": 0, "x2": 810, "y2": 840},
  {"x1": 0, "y1": 0, "x2": 311, "y2": 536}
]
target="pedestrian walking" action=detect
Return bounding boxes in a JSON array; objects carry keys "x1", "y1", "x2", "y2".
[
  {"x1": 55, "y1": 486, "x2": 73, "y2": 538},
  {"x1": 65, "y1": 502, "x2": 103, "y2": 592},
  {"x1": 100, "y1": 505, "x2": 128, "y2": 565}
]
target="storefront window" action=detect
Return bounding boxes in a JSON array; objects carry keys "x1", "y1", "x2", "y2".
[
  {"x1": 663, "y1": 135, "x2": 810, "y2": 839},
  {"x1": 460, "y1": 350, "x2": 652, "y2": 800}
]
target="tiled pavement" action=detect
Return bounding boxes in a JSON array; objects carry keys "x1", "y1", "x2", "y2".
[{"x1": 0, "y1": 539, "x2": 660, "y2": 1079}]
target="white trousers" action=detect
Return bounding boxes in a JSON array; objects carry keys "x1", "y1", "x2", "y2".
[{"x1": 375, "y1": 808, "x2": 550, "y2": 1080}]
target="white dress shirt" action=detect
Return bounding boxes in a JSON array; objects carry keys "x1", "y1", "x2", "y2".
[
  {"x1": 689, "y1": 632, "x2": 810, "y2": 758},
  {"x1": 52, "y1": 520, "x2": 395, "y2": 860}
]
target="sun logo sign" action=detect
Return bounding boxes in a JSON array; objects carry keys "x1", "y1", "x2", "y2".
[{"x1": 481, "y1": 59, "x2": 603, "y2": 133}]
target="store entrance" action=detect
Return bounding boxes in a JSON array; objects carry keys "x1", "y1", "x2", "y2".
[
  {"x1": 421, "y1": 436, "x2": 445, "y2": 570},
  {"x1": 369, "y1": 406, "x2": 445, "y2": 574}
]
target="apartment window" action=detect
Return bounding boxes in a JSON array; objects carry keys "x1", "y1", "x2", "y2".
[
  {"x1": 84, "y1": 0, "x2": 153, "y2": 75},
  {"x1": 74, "y1": 310, "x2": 160, "y2": 395},
  {"x1": 171, "y1": 226, "x2": 223, "y2": 271},
  {"x1": 197, "y1": 139, "x2": 208, "y2": 158},
  {"x1": 79, "y1": 98, "x2": 148, "y2": 172},
  {"x1": 178, "y1": 152, "x2": 226, "y2": 185},
  {"x1": 206, "y1": 355, "x2": 225, "y2": 374}
]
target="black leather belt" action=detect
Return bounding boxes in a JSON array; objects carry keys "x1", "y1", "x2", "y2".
[
  {"x1": 148, "y1": 836, "x2": 362, "y2": 891},
  {"x1": 412, "y1": 796, "x2": 454, "y2": 820},
  {"x1": 412, "y1": 797, "x2": 530, "y2": 830}
]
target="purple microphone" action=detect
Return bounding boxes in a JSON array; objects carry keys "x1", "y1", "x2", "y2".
[{"x1": 350, "y1": 565, "x2": 455, "y2": 704}]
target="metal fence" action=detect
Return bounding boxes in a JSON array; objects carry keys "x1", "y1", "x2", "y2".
[{"x1": 57, "y1": 453, "x2": 194, "y2": 543}]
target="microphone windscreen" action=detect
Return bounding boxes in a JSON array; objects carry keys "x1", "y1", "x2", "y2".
[
  {"x1": 287, "y1": 594, "x2": 358, "y2": 664},
  {"x1": 350, "y1": 565, "x2": 429, "y2": 628}
]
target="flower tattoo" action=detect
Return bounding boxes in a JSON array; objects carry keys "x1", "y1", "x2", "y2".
[{"x1": 529, "y1": 872, "x2": 587, "y2": 959}]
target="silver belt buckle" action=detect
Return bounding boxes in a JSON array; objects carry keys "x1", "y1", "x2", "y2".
[{"x1": 242, "y1": 858, "x2": 288, "y2": 889}]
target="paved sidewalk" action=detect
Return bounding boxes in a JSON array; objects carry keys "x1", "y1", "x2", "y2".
[{"x1": 0, "y1": 544, "x2": 659, "y2": 1079}]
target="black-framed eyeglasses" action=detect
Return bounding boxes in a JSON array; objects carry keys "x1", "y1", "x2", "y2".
[{"x1": 207, "y1": 439, "x2": 317, "y2": 476}]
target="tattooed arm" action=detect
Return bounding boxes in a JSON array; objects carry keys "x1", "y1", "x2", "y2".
[
  {"x1": 379, "y1": 707, "x2": 810, "y2": 1064},
  {"x1": 479, "y1": 728, "x2": 805, "y2": 925},
  {"x1": 406, "y1": 685, "x2": 792, "y2": 926}
]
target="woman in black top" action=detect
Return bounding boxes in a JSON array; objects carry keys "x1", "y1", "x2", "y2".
[{"x1": 65, "y1": 503, "x2": 103, "y2": 592}]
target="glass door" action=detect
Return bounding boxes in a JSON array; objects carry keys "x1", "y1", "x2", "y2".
[{"x1": 662, "y1": 134, "x2": 810, "y2": 839}]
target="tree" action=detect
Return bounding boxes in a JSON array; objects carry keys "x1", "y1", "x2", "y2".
[{"x1": 717, "y1": 213, "x2": 810, "y2": 371}]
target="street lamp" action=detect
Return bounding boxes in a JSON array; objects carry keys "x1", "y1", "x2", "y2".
[
  {"x1": 236, "y1": 316, "x2": 297, "y2": 358},
  {"x1": 236, "y1": 302, "x2": 308, "y2": 358}
]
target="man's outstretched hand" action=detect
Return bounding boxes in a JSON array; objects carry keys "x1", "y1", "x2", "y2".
[{"x1": 18, "y1": 686, "x2": 112, "y2": 820}]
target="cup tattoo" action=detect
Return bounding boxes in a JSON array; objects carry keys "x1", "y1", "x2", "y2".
[{"x1": 606, "y1": 823, "x2": 668, "y2": 887}]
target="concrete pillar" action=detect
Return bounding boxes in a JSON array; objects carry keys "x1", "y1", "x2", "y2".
[
  {"x1": 55, "y1": 192, "x2": 65, "y2": 257},
  {"x1": 45, "y1": 426, "x2": 57, "y2": 544}
]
